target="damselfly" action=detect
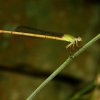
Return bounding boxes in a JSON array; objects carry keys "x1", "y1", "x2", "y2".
[{"x1": 0, "y1": 26, "x2": 82, "y2": 49}]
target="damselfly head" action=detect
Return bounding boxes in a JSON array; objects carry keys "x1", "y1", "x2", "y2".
[{"x1": 76, "y1": 36, "x2": 82, "y2": 42}]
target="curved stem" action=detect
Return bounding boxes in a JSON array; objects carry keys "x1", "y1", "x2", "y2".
[{"x1": 27, "y1": 34, "x2": 100, "y2": 100}]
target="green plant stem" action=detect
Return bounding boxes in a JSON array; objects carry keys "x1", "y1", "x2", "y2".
[
  {"x1": 69, "y1": 83, "x2": 96, "y2": 100},
  {"x1": 26, "y1": 34, "x2": 100, "y2": 100}
]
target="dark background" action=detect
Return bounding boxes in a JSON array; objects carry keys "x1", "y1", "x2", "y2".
[{"x1": 0, "y1": 0, "x2": 100, "y2": 100}]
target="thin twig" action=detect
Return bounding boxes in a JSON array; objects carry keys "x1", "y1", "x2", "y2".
[{"x1": 26, "y1": 34, "x2": 100, "y2": 100}]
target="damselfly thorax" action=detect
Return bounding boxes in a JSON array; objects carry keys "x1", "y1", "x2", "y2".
[{"x1": 65, "y1": 36, "x2": 82, "y2": 49}]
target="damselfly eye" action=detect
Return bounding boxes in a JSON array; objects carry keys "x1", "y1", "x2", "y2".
[{"x1": 77, "y1": 37, "x2": 82, "y2": 42}]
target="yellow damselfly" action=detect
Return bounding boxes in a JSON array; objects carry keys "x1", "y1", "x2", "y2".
[{"x1": 0, "y1": 26, "x2": 82, "y2": 49}]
